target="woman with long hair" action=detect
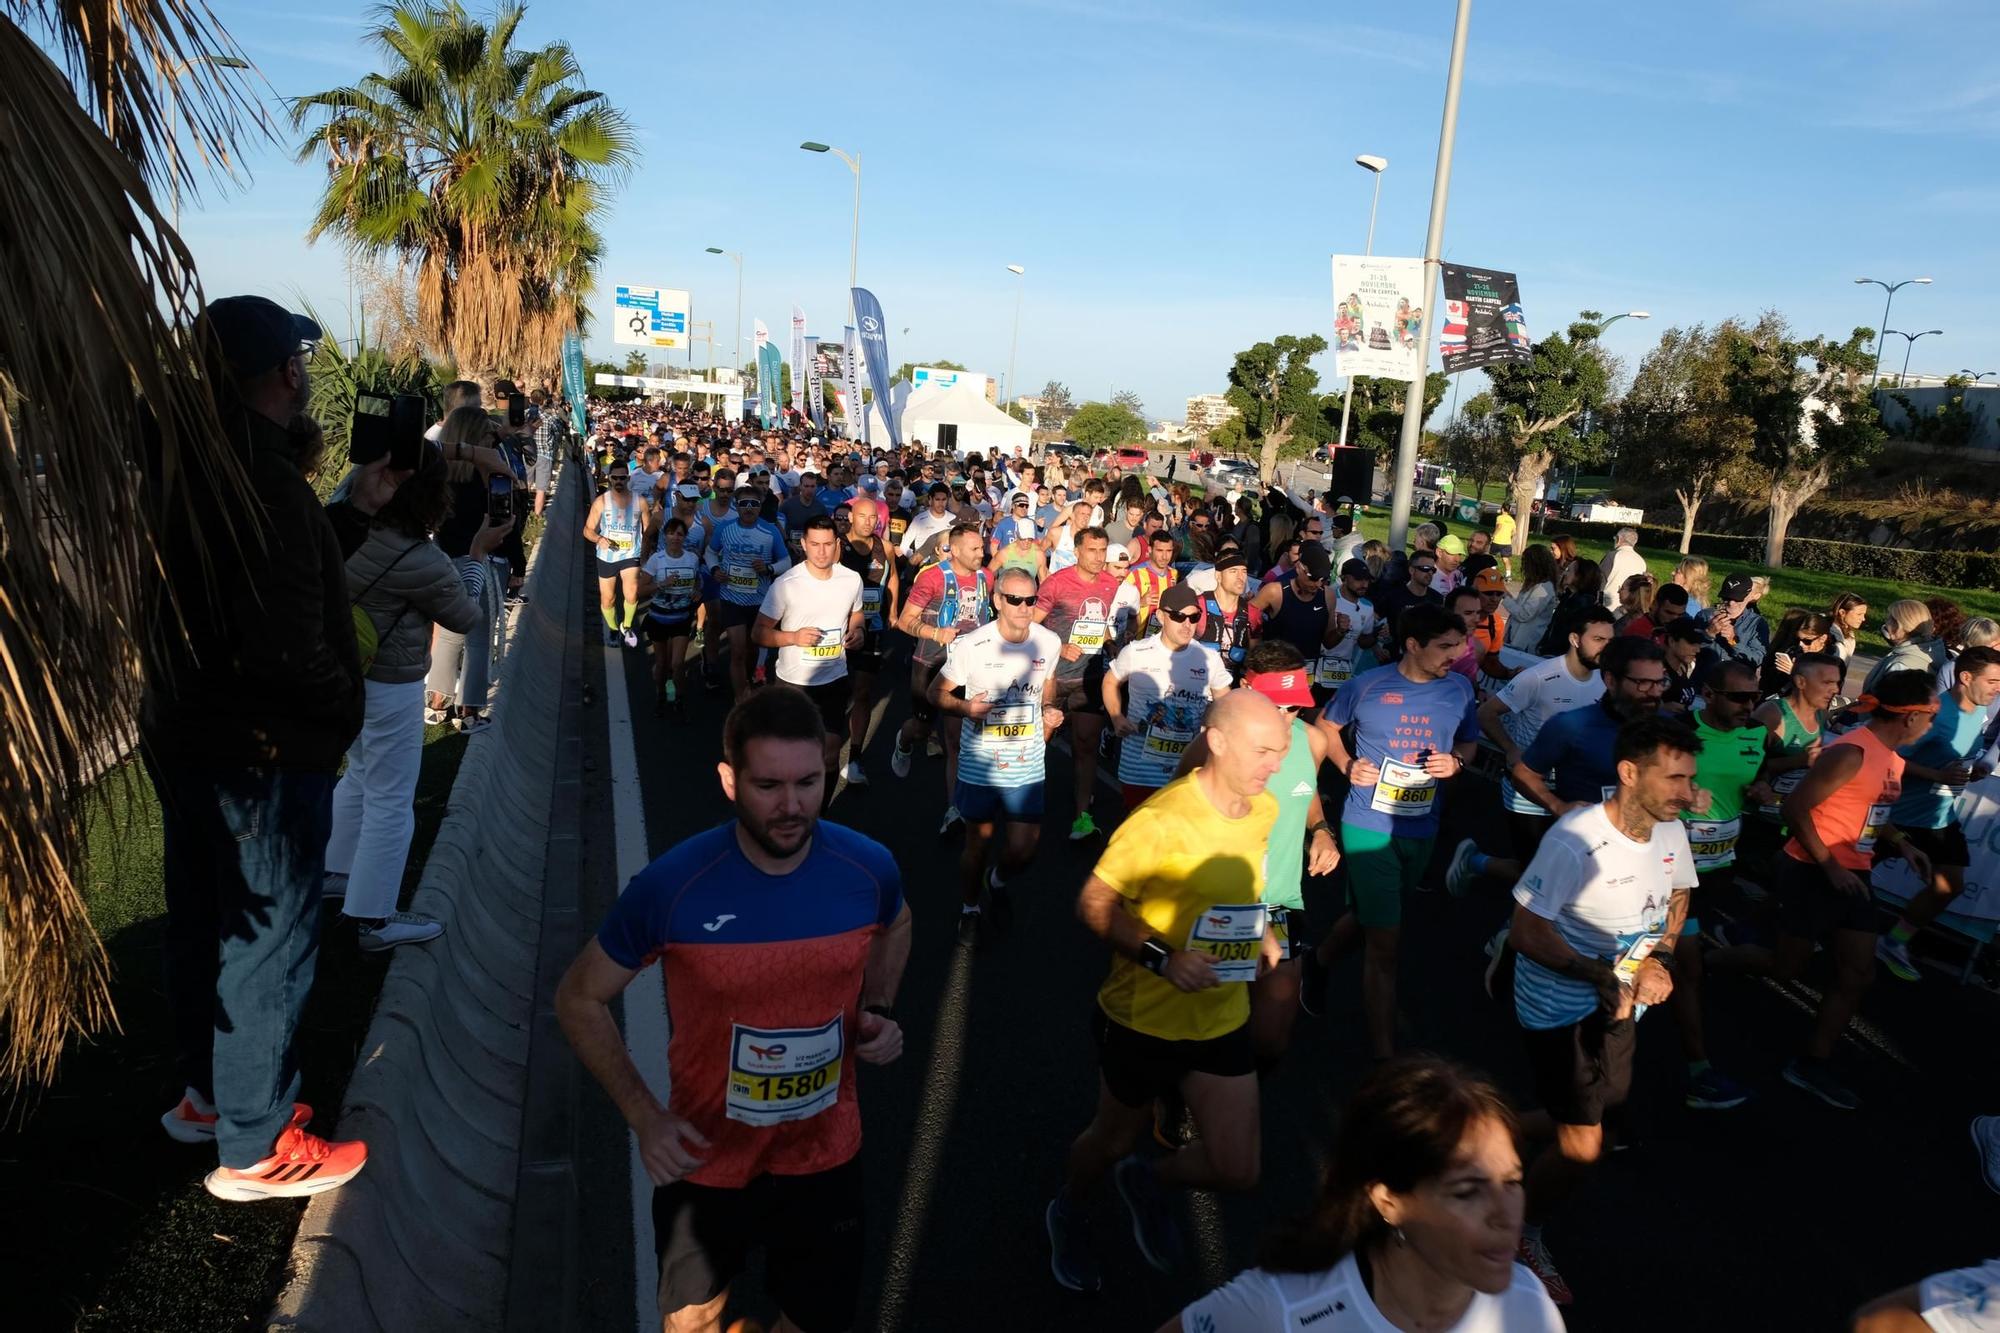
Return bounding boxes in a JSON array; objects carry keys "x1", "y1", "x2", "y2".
[
  {"x1": 1671, "y1": 556, "x2": 1711, "y2": 616},
  {"x1": 425, "y1": 405, "x2": 516, "y2": 729},
  {"x1": 1502, "y1": 543, "x2": 1559, "y2": 654},
  {"x1": 1826, "y1": 591, "x2": 1870, "y2": 666},
  {"x1": 1166, "y1": 1057, "x2": 1559, "y2": 1331},
  {"x1": 1760, "y1": 609, "x2": 1834, "y2": 699}
]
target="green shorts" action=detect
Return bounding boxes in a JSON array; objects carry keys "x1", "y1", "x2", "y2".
[{"x1": 1340, "y1": 823, "x2": 1435, "y2": 928}]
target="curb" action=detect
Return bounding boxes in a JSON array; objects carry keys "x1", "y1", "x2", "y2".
[{"x1": 268, "y1": 459, "x2": 589, "y2": 1332}]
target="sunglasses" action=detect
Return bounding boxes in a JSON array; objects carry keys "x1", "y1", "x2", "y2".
[
  {"x1": 734, "y1": 498, "x2": 761, "y2": 508},
  {"x1": 996, "y1": 591, "x2": 1037, "y2": 607},
  {"x1": 1411, "y1": 565, "x2": 1437, "y2": 575},
  {"x1": 1712, "y1": 689, "x2": 1761, "y2": 704},
  {"x1": 1163, "y1": 609, "x2": 1202, "y2": 624}
]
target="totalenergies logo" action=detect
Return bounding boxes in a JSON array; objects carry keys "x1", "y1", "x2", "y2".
[{"x1": 746, "y1": 1042, "x2": 788, "y2": 1064}]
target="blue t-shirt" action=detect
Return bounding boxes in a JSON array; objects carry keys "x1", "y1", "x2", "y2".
[
  {"x1": 711, "y1": 519, "x2": 788, "y2": 606},
  {"x1": 1326, "y1": 668, "x2": 1478, "y2": 838},
  {"x1": 1520, "y1": 698, "x2": 1626, "y2": 805},
  {"x1": 1894, "y1": 700, "x2": 1992, "y2": 829}
]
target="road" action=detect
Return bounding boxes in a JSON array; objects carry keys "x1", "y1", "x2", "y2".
[{"x1": 570, "y1": 586, "x2": 2000, "y2": 1332}]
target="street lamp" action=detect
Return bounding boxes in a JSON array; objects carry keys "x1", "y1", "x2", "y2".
[
  {"x1": 1855, "y1": 276, "x2": 1933, "y2": 387},
  {"x1": 1961, "y1": 369, "x2": 1996, "y2": 382},
  {"x1": 801, "y1": 141, "x2": 863, "y2": 438},
  {"x1": 1882, "y1": 329, "x2": 1943, "y2": 386},
  {"x1": 1003, "y1": 264, "x2": 1025, "y2": 414},
  {"x1": 704, "y1": 246, "x2": 743, "y2": 382},
  {"x1": 1335, "y1": 152, "x2": 1389, "y2": 451},
  {"x1": 1593, "y1": 310, "x2": 1651, "y2": 333},
  {"x1": 164, "y1": 53, "x2": 250, "y2": 229}
]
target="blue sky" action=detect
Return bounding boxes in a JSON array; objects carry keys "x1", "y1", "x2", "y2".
[{"x1": 174, "y1": 0, "x2": 1999, "y2": 420}]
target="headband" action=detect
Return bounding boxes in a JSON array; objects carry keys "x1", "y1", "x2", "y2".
[{"x1": 1849, "y1": 694, "x2": 1940, "y2": 717}]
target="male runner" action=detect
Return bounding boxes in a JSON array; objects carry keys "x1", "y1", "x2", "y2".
[
  {"x1": 891, "y1": 523, "x2": 990, "y2": 831},
  {"x1": 1190, "y1": 551, "x2": 1262, "y2": 682},
  {"x1": 707, "y1": 484, "x2": 789, "y2": 698},
  {"x1": 755, "y1": 515, "x2": 864, "y2": 802},
  {"x1": 1740, "y1": 649, "x2": 1838, "y2": 878},
  {"x1": 1035, "y1": 527, "x2": 1124, "y2": 841},
  {"x1": 1105, "y1": 584, "x2": 1231, "y2": 811},
  {"x1": 1113, "y1": 530, "x2": 1181, "y2": 639},
  {"x1": 555, "y1": 687, "x2": 911, "y2": 1333},
  {"x1": 834, "y1": 499, "x2": 898, "y2": 788},
  {"x1": 1511, "y1": 715, "x2": 1699, "y2": 1305},
  {"x1": 1508, "y1": 635, "x2": 1666, "y2": 819},
  {"x1": 583, "y1": 458, "x2": 647, "y2": 646},
  {"x1": 1302, "y1": 603, "x2": 1480, "y2": 1059},
  {"x1": 1046, "y1": 690, "x2": 1291, "y2": 1293},
  {"x1": 1877, "y1": 644, "x2": 2000, "y2": 979},
  {"x1": 933, "y1": 567, "x2": 1064, "y2": 947},
  {"x1": 897, "y1": 482, "x2": 957, "y2": 566},
  {"x1": 1250, "y1": 543, "x2": 1339, "y2": 696}
]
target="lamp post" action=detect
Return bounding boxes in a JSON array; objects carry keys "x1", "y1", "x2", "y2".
[
  {"x1": 1593, "y1": 310, "x2": 1651, "y2": 334},
  {"x1": 1961, "y1": 369, "x2": 1996, "y2": 382},
  {"x1": 704, "y1": 246, "x2": 743, "y2": 382},
  {"x1": 1003, "y1": 264, "x2": 1025, "y2": 414},
  {"x1": 801, "y1": 141, "x2": 863, "y2": 438},
  {"x1": 164, "y1": 54, "x2": 250, "y2": 231},
  {"x1": 1334, "y1": 153, "x2": 1389, "y2": 453},
  {"x1": 1855, "y1": 276, "x2": 1933, "y2": 387},
  {"x1": 1883, "y1": 329, "x2": 1943, "y2": 387}
]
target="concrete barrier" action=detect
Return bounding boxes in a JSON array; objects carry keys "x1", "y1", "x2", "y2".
[{"x1": 269, "y1": 456, "x2": 588, "y2": 1332}]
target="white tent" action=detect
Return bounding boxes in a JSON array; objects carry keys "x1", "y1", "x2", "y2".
[
  {"x1": 860, "y1": 379, "x2": 913, "y2": 446},
  {"x1": 900, "y1": 378, "x2": 1031, "y2": 457}
]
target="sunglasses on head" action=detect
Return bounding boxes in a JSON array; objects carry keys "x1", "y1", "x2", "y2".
[{"x1": 996, "y1": 591, "x2": 1036, "y2": 607}]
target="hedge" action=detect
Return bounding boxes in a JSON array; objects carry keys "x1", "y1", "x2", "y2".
[{"x1": 1533, "y1": 518, "x2": 2000, "y2": 588}]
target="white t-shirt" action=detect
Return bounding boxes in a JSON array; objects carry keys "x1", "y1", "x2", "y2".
[
  {"x1": 1316, "y1": 593, "x2": 1378, "y2": 686},
  {"x1": 1512, "y1": 802, "x2": 1698, "y2": 1030},
  {"x1": 899, "y1": 507, "x2": 957, "y2": 558},
  {"x1": 1180, "y1": 1252, "x2": 1562, "y2": 1333},
  {"x1": 642, "y1": 548, "x2": 702, "y2": 621},
  {"x1": 628, "y1": 469, "x2": 662, "y2": 505},
  {"x1": 1109, "y1": 636, "x2": 1228, "y2": 788},
  {"x1": 939, "y1": 622, "x2": 1063, "y2": 789},
  {"x1": 1496, "y1": 655, "x2": 1606, "y2": 816},
  {"x1": 757, "y1": 563, "x2": 864, "y2": 686}
]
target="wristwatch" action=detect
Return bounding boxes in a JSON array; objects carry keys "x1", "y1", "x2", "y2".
[
  {"x1": 1139, "y1": 938, "x2": 1173, "y2": 976},
  {"x1": 1306, "y1": 820, "x2": 1332, "y2": 837}
]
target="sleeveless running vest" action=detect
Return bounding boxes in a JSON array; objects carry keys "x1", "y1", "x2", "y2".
[
  {"x1": 1267, "y1": 579, "x2": 1329, "y2": 663},
  {"x1": 598, "y1": 494, "x2": 643, "y2": 563}
]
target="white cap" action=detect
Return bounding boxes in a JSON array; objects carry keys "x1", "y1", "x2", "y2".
[{"x1": 1105, "y1": 542, "x2": 1130, "y2": 562}]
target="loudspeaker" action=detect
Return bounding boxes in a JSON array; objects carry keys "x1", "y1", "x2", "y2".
[{"x1": 1329, "y1": 447, "x2": 1373, "y2": 504}]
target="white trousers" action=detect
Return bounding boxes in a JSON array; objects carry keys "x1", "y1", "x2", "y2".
[{"x1": 323, "y1": 677, "x2": 426, "y2": 920}]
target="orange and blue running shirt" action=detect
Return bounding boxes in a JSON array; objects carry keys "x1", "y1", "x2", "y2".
[{"x1": 596, "y1": 821, "x2": 903, "y2": 1188}]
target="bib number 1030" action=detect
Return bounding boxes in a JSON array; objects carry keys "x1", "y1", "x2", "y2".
[{"x1": 1185, "y1": 904, "x2": 1269, "y2": 984}]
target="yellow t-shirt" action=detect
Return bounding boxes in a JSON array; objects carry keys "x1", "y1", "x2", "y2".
[
  {"x1": 1492, "y1": 511, "x2": 1517, "y2": 547},
  {"x1": 1093, "y1": 773, "x2": 1280, "y2": 1041}
]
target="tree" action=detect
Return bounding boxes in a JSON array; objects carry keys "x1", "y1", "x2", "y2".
[
  {"x1": 1722, "y1": 313, "x2": 1884, "y2": 567},
  {"x1": 1613, "y1": 323, "x2": 1754, "y2": 552},
  {"x1": 1326, "y1": 372, "x2": 1450, "y2": 455},
  {"x1": 1211, "y1": 415, "x2": 1249, "y2": 455},
  {"x1": 621, "y1": 350, "x2": 648, "y2": 375},
  {"x1": 1111, "y1": 388, "x2": 1147, "y2": 422},
  {"x1": 1067, "y1": 401, "x2": 1147, "y2": 451},
  {"x1": 1887, "y1": 377, "x2": 1987, "y2": 450},
  {"x1": 1483, "y1": 319, "x2": 1614, "y2": 541},
  {"x1": 893, "y1": 357, "x2": 964, "y2": 385},
  {"x1": 1224, "y1": 333, "x2": 1328, "y2": 482},
  {"x1": 1037, "y1": 379, "x2": 1076, "y2": 433},
  {"x1": 1002, "y1": 401, "x2": 1032, "y2": 423},
  {"x1": 1430, "y1": 393, "x2": 1516, "y2": 502},
  {"x1": 291, "y1": 1, "x2": 636, "y2": 382}
]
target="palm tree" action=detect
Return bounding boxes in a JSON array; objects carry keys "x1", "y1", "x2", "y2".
[
  {"x1": 289, "y1": 1, "x2": 635, "y2": 384},
  {"x1": 1, "y1": 0, "x2": 264, "y2": 1086}
]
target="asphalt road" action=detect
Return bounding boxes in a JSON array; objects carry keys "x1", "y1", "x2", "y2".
[{"x1": 574, "y1": 607, "x2": 2000, "y2": 1332}]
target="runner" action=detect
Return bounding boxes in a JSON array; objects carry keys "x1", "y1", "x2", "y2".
[
  {"x1": 1301, "y1": 604, "x2": 1480, "y2": 1059},
  {"x1": 1510, "y1": 715, "x2": 1699, "y2": 1305},
  {"x1": 636, "y1": 517, "x2": 702, "y2": 718},
  {"x1": 835, "y1": 498, "x2": 899, "y2": 788},
  {"x1": 933, "y1": 567, "x2": 1064, "y2": 947},
  {"x1": 583, "y1": 457, "x2": 646, "y2": 646},
  {"x1": 1105, "y1": 584, "x2": 1232, "y2": 812},
  {"x1": 1507, "y1": 636, "x2": 1666, "y2": 821},
  {"x1": 1046, "y1": 690, "x2": 1290, "y2": 1293},
  {"x1": 707, "y1": 483, "x2": 790, "y2": 698},
  {"x1": 754, "y1": 515, "x2": 864, "y2": 803},
  {"x1": 1034, "y1": 527, "x2": 1124, "y2": 841},
  {"x1": 1741, "y1": 649, "x2": 1839, "y2": 879},
  {"x1": 898, "y1": 482, "x2": 958, "y2": 567},
  {"x1": 1113, "y1": 530, "x2": 1183, "y2": 640},
  {"x1": 1250, "y1": 543, "x2": 1339, "y2": 698},
  {"x1": 1877, "y1": 644, "x2": 2000, "y2": 979},
  {"x1": 1190, "y1": 551, "x2": 1262, "y2": 683},
  {"x1": 891, "y1": 523, "x2": 991, "y2": 833},
  {"x1": 695, "y1": 469, "x2": 739, "y2": 691},
  {"x1": 554, "y1": 686, "x2": 911, "y2": 1333}
]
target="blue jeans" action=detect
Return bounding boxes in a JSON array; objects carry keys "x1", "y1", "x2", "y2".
[{"x1": 146, "y1": 756, "x2": 335, "y2": 1167}]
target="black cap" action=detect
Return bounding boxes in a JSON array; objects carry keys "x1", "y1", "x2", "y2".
[
  {"x1": 1340, "y1": 556, "x2": 1372, "y2": 582},
  {"x1": 1719, "y1": 573, "x2": 1755, "y2": 602},
  {"x1": 197, "y1": 295, "x2": 321, "y2": 379},
  {"x1": 1159, "y1": 583, "x2": 1202, "y2": 617},
  {"x1": 1297, "y1": 544, "x2": 1332, "y2": 579}
]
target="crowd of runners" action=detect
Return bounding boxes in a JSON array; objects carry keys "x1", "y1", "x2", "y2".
[{"x1": 555, "y1": 400, "x2": 2000, "y2": 1332}]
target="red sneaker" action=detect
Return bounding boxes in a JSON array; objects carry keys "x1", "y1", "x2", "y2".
[
  {"x1": 203, "y1": 1124, "x2": 366, "y2": 1201},
  {"x1": 1517, "y1": 1234, "x2": 1573, "y2": 1305},
  {"x1": 160, "y1": 1096, "x2": 313, "y2": 1144}
]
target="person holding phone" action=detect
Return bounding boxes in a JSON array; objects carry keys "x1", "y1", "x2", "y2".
[{"x1": 425, "y1": 406, "x2": 515, "y2": 729}]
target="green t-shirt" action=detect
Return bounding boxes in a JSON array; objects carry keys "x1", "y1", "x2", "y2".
[
  {"x1": 1682, "y1": 713, "x2": 1767, "y2": 871},
  {"x1": 1261, "y1": 717, "x2": 1319, "y2": 910}
]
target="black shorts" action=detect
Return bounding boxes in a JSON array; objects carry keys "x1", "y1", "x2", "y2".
[
  {"x1": 653, "y1": 1155, "x2": 864, "y2": 1332},
  {"x1": 1054, "y1": 658, "x2": 1108, "y2": 715},
  {"x1": 790, "y1": 675, "x2": 853, "y2": 732},
  {"x1": 714, "y1": 599, "x2": 761, "y2": 630},
  {"x1": 1775, "y1": 852, "x2": 1885, "y2": 938},
  {"x1": 597, "y1": 557, "x2": 640, "y2": 576},
  {"x1": 645, "y1": 615, "x2": 692, "y2": 644},
  {"x1": 1093, "y1": 1010, "x2": 1256, "y2": 1109},
  {"x1": 1521, "y1": 1010, "x2": 1636, "y2": 1128},
  {"x1": 1884, "y1": 822, "x2": 1971, "y2": 870},
  {"x1": 849, "y1": 647, "x2": 884, "y2": 676},
  {"x1": 908, "y1": 658, "x2": 942, "y2": 723}
]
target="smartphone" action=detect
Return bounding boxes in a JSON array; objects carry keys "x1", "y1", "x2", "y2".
[
  {"x1": 487, "y1": 473, "x2": 513, "y2": 523},
  {"x1": 506, "y1": 393, "x2": 526, "y2": 428}
]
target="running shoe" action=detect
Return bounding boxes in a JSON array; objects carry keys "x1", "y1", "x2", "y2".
[
  {"x1": 703, "y1": 667, "x2": 724, "y2": 694},
  {"x1": 1783, "y1": 1057, "x2": 1859, "y2": 1110},
  {"x1": 1685, "y1": 1066, "x2": 1754, "y2": 1111},
  {"x1": 1112, "y1": 1154, "x2": 1184, "y2": 1273},
  {"x1": 843, "y1": 760, "x2": 869, "y2": 787},
  {"x1": 1068, "y1": 812, "x2": 1099, "y2": 842},
  {"x1": 1483, "y1": 926, "x2": 1512, "y2": 1002},
  {"x1": 357, "y1": 911, "x2": 445, "y2": 952},
  {"x1": 163, "y1": 1096, "x2": 312, "y2": 1144},
  {"x1": 1517, "y1": 1234, "x2": 1572, "y2": 1305},
  {"x1": 456, "y1": 712, "x2": 493, "y2": 734},
  {"x1": 1445, "y1": 837, "x2": 1481, "y2": 898},
  {"x1": 939, "y1": 805, "x2": 964, "y2": 837},
  {"x1": 424, "y1": 706, "x2": 450, "y2": 726},
  {"x1": 320, "y1": 871, "x2": 348, "y2": 903},
  {"x1": 1296, "y1": 943, "x2": 1327, "y2": 1018},
  {"x1": 1876, "y1": 934, "x2": 1921, "y2": 983},
  {"x1": 890, "y1": 740, "x2": 913, "y2": 779},
  {"x1": 203, "y1": 1124, "x2": 368, "y2": 1202},
  {"x1": 956, "y1": 908, "x2": 983, "y2": 949},
  {"x1": 1044, "y1": 1196, "x2": 1102, "y2": 1294},
  {"x1": 1972, "y1": 1116, "x2": 2000, "y2": 1194},
  {"x1": 622, "y1": 627, "x2": 639, "y2": 649},
  {"x1": 602, "y1": 626, "x2": 621, "y2": 647},
  {"x1": 926, "y1": 736, "x2": 944, "y2": 758}
]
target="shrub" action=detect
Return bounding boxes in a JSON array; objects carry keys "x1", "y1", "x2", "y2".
[{"x1": 1536, "y1": 519, "x2": 2000, "y2": 588}]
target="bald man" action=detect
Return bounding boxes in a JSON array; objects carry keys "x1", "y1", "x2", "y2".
[{"x1": 1046, "y1": 687, "x2": 1289, "y2": 1293}]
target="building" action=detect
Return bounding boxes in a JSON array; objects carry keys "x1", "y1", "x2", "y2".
[
  {"x1": 1148, "y1": 420, "x2": 1195, "y2": 445},
  {"x1": 1185, "y1": 393, "x2": 1241, "y2": 436},
  {"x1": 1012, "y1": 396, "x2": 1043, "y2": 428}
]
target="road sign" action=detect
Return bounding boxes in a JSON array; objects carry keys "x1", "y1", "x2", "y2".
[{"x1": 613, "y1": 286, "x2": 690, "y2": 349}]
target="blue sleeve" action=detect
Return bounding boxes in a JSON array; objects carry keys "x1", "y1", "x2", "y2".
[
  {"x1": 1326, "y1": 675, "x2": 1363, "y2": 728},
  {"x1": 872, "y1": 844, "x2": 905, "y2": 926},
  {"x1": 596, "y1": 864, "x2": 674, "y2": 970},
  {"x1": 1522, "y1": 709, "x2": 1572, "y2": 775}
]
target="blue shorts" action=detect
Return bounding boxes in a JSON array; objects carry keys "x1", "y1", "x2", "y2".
[{"x1": 953, "y1": 778, "x2": 1045, "y2": 826}]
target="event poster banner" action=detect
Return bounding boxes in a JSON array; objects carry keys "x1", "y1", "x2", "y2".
[
  {"x1": 842, "y1": 324, "x2": 865, "y2": 443},
  {"x1": 560, "y1": 331, "x2": 588, "y2": 435},
  {"x1": 789, "y1": 307, "x2": 807, "y2": 418},
  {"x1": 1875, "y1": 775, "x2": 2000, "y2": 926},
  {"x1": 612, "y1": 285, "x2": 690, "y2": 349},
  {"x1": 1440, "y1": 265, "x2": 1533, "y2": 372},
  {"x1": 804, "y1": 335, "x2": 827, "y2": 433},
  {"x1": 852, "y1": 288, "x2": 901, "y2": 450},
  {"x1": 757, "y1": 341, "x2": 782, "y2": 428},
  {"x1": 1330, "y1": 256, "x2": 1427, "y2": 381},
  {"x1": 753, "y1": 318, "x2": 769, "y2": 354}
]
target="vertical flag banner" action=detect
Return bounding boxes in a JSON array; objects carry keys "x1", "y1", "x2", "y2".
[
  {"x1": 842, "y1": 324, "x2": 866, "y2": 443},
  {"x1": 757, "y1": 341, "x2": 782, "y2": 428},
  {"x1": 852, "y1": 287, "x2": 900, "y2": 450},
  {"x1": 561, "y1": 330, "x2": 588, "y2": 435},
  {"x1": 804, "y1": 335, "x2": 827, "y2": 433},
  {"x1": 789, "y1": 307, "x2": 807, "y2": 420},
  {"x1": 1329, "y1": 255, "x2": 1428, "y2": 381},
  {"x1": 753, "y1": 318, "x2": 770, "y2": 354},
  {"x1": 1439, "y1": 265, "x2": 1533, "y2": 372}
]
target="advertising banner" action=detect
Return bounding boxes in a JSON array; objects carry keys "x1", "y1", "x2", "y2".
[
  {"x1": 1440, "y1": 265, "x2": 1533, "y2": 372},
  {"x1": 612, "y1": 285, "x2": 690, "y2": 349},
  {"x1": 753, "y1": 318, "x2": 769, "y2": 354},
  {"x1": 804, "y1": 335, "x2": 827, "y2": 433},
  {"x1": 790, "y1": 307, "x2": 807, "y2": 418},
  {"x1": 560, "y1": 330, "x2": 588, "y2": 435},
  {"x1": 911, "y1": 366, "x2": 994, "y2": 398},
  {"x1": 852, "y1": 288, "x2": 901, "y2": 450},
  {"x1": 1330, "y1": 256, "x2": 1427, "y2": 382},
  {"x1": 843, "y1": 325, "x2": 866, "y2": 443},
  {"x1": 1875, "y1": 775, "x2": 2000, "y2": 927},
  {"x1": 757, "y1": 341, "x2": 782, "y2": 428}
]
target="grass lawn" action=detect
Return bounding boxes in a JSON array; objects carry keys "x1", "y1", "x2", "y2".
[
  {"x1": 1346, "y1": 507, "x2": 2000, "y2": 659},
  {"x1": 9, "y1": 722, "x2": 468, "y2": 1333}
]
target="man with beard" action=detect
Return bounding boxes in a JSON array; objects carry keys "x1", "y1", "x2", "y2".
[
  {"x1": 1035, "y1": 527, "x2": 1124, "y2": 841},
  {"x1": 557, "y1": 686, "x2": 912, "y2": 1333},
  {"x1": 1509, "y1": 636, "x2": 1668, "y2": 819}
]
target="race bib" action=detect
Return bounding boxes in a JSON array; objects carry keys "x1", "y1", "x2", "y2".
[
  {"x1": 1760, "y1": 766, "x2": 1807, "y2": 821},
  {"x1": 1185, "y1": 903, "x2": 1268, "y2": 984},
  {"x1": 1686, "y1": 816, "x2": 1740, "y2": 872},
  {"x1": 1313, "y1": 654, "x2": 1353, "y2": 688},
  {"x1": 862, "y1": 586, "x2": 884, "y2": 631},
  {"x1": 804, "y1": 628, "x2": 846, "y2": 660},
  {"x1": 1857, "y1": 802, "x2": 1892, "y2": 855},
  {"x1": 609, "y1": 531, "x2": 636, "y2": 553},
  {"x1": 658, "y1": 571, "x2": 695, "y2": 611},
  {"x1": 725, "y1": 1015, "x2": 843, "y2": 1127},
  {"x1": 726, "y1": 561, "x2": 760, "y2": 594},
  {"x1": 980, "y1": 701, "x2": 1038, "y2": 741},
  {"x1": 1145, "y1": 715, "x2": 1199, "y2": 757},
  {"x1": 1369, "y1": 758, "x2": 1438, "y2": 818},
  {"x1": 1068, "y1": 618, "x2": 1107, "y2": 652}
]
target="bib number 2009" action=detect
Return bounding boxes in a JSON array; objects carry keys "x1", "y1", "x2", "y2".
[{"x1": 726, "y1": 1015, "x2": 843, "y2": 1127}]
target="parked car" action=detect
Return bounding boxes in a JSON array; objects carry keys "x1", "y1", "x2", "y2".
[
  {"x1": 1112, "y1": 445, "x2": 1149, "y2": 469},
  {"x1": 1211, "y1": 458, "x2": 1259, "y2": 486},
  {"x1": 1043, "y1": 441, "x2": 1087, "y2": 463}
]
